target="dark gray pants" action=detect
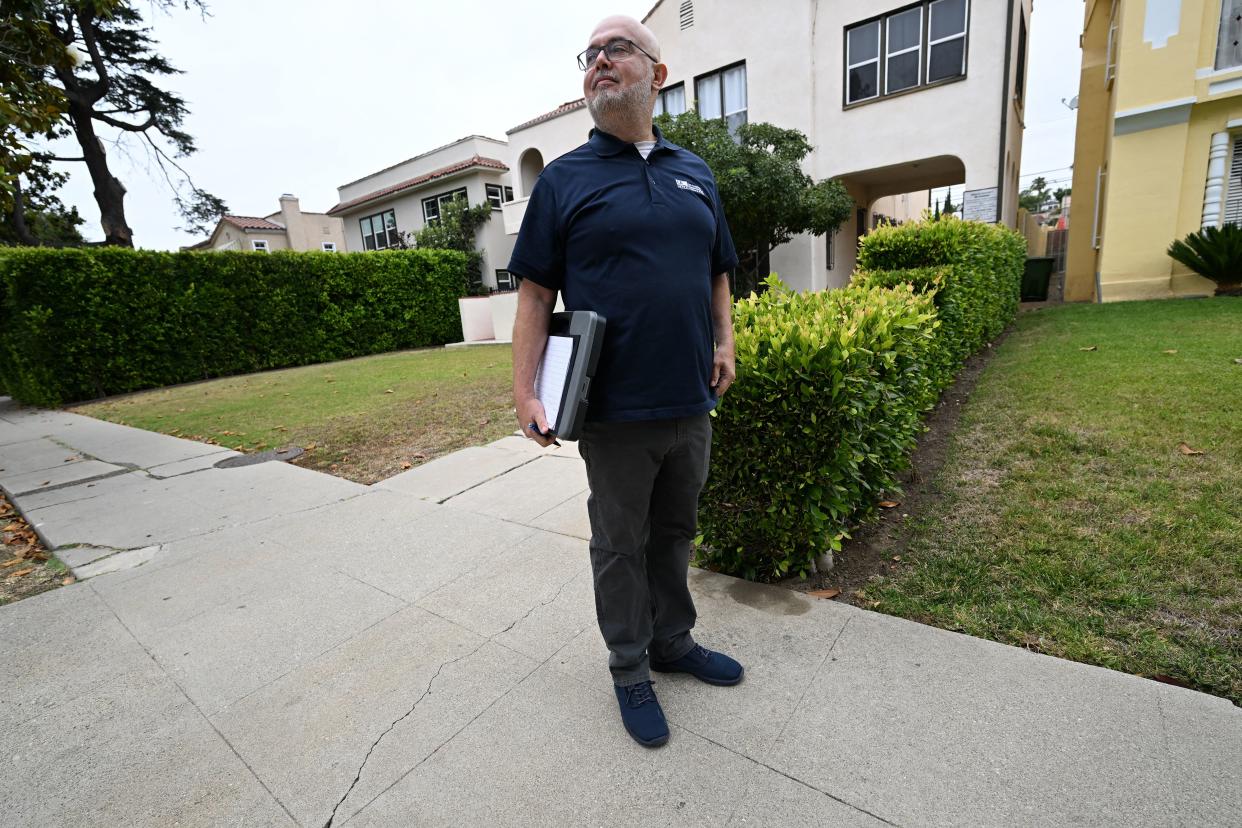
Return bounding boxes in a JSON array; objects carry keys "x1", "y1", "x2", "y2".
[{"x1": 578, "y1": 414, "x2": 712, "y2": 686}]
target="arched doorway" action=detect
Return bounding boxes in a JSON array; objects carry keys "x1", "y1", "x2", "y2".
[{"x1": 519, "y1": 149, "x2": 545, "y2": 197}]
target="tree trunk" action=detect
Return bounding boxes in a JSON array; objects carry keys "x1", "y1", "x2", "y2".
[
  {"x1": 68, "y1": 104, "x2": 133, "y2": 247},
  {"x1": 10, "y1": 178, "x2": 38, "y2": 246}
]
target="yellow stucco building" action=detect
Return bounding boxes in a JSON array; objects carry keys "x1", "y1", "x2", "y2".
[{"x1": 1066, "y1": 0, "x2": 1239, "y2": 301}]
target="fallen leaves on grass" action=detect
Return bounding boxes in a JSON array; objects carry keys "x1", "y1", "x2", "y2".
[
  {"x1": 1178, "y1": 442, "x2": 1205, "y2": 456},
  {"x1": 1234, "y1": 358, "x2": 1242, "y2": 365},
  {"x1": 400, "y1": 461, "x2": 412, "y2": 470},
  {"x1": 879, "y1": 500, "x2": 900, "y2": 509},
  {"x1": 808, "y1": 588, "x2": 841, "y2": 599},
  {"x1": 1162, "y1": 349, "x2": 1178, "y2": 354},
  {"x1": 385, "y1": 389, "x2": 394, "y2": 394},
  {"x1": 1079, "y1": 346, "x2": 1098, "y2": 352},
  {"x1": 8, "y1": 567, "x2": 34, "y2": 578}
]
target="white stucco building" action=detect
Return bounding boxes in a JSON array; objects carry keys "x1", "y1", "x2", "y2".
[
  {"x1": 503, "y1": 0, "x2": 1031, "y2": 290},
  {"x1": 327, "y1": 136, "x2": 520, "y2": 292},
  {"x1": 334, "y1": 0, "x2": 1030, "y2": 297}
]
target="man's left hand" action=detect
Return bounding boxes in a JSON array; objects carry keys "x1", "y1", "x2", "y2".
[{"x1": 711, "y1": 346, "x2": 736, "y2": 397}]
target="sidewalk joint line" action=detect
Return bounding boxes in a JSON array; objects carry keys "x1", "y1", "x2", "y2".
[
  {"x1": 770, "y1": 616, "x2": 853, "y2": 752},
  {"x1": 433, "y1": 453, "x2": 543, "y2": 505},
  {"x1": 88, "y1": 581, "x2": 304, "y2": 828},
  {"x1": 680, "y1": 721, "x2": 900, "y2": 827}
]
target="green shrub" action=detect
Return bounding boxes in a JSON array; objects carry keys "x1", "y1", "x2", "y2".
[
  {"x1": 0, "y1": 248, "x2": 467, "y2": 406},
  {"x1": 699, "y1": 218, "x2": 1026, "y2": 582},
  {"x1": 856, "y1": 215, "x2": 1025, "y2": 341},
  {"x1": 1167, "y1": 224, "x2": 1242, "y2": 295},
  {"x1": 698, "y1": 277, "x2": 939, "y2": 581}
]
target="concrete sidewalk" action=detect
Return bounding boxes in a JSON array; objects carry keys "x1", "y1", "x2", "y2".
[{"x1": 1, "y1": 397, "x2": 1238, "y2": 827}]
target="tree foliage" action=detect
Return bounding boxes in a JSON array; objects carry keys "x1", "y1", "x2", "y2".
[
  {"x1": 655, "y1": 111, "x2": 853, "y2": 296},
  {"x1": 5, "y1": 1, "x2": 226, "y2": 245},
  {"x1": 1018, "y1": 175, "x2": 1051, "y2": 213},
  {"x1": 397, "y1": 194, "x2": 493, "y2": 295},
  {"x1": 0, "y1": 154, "x2": 85, "y2": 246},
  {"x1": 0, "y1": 1, "x2": 73, "y2": 211}
]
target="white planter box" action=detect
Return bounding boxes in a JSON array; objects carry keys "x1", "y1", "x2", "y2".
[
  {"x1": 488, "y1": 292, "x2": 519, "y2": 344},
  {"x1": 458, "y1": 296, "x2": 495, "y2": 342}
]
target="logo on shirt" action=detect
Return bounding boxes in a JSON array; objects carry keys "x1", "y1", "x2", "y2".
[{"x1": 676, "y1": 179, "x2": 706, "y2": 196}]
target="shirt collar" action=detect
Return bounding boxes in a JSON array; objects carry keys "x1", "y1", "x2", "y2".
[{"x1": 588, "y1": 124, "x2": 683, "y2": 157}]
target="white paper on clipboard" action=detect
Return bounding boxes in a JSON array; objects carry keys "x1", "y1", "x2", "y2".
[{"x1": 534, "y1": 335, "x2": 574, "y2": 431}]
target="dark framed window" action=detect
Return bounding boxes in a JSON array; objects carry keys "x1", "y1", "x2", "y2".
[
  {"x1": 421, "y1": 187, "x2": 468, "y2": 224},
  {"x1": 359, "y1": 209, "x2": 398, "y2": 251},
  {"x1": 1014, "y1": 11, "x2": 1027, "y2": 107},
  {"x1": 485, "y1": 183, "x2": 515, "y2": 209},
  {"x1": 845, "y1": 0, "x2": 969, "y2": 106},
  {"x1": 695, "y1": 63, "x2": 747, "y2": 137},
  {"x1": 495, "y1": 269, "x2": 518, "y2": 291},
  {"x1": 653, "y1": 82, "x2": 687, "y2": 117}
]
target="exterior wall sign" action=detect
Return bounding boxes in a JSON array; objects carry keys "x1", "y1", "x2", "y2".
[{"x1": 962, "y1": 186, "x2": 999, "y2": 222}]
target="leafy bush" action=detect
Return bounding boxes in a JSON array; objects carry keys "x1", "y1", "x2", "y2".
[
  {"x1": 856, "y1": 215, "x2": 1025, "y2": 340},
  {"x1": 698, "y1": 277, "x2": 939, "y2": 581},
  {"x1": 0, "y1": 247, "x2": 467, "y2": 406},
  {"x1": 1167, "y1": 224, "x2": 1242, "y2": 295},
  {"x1": 699, "y1": 217, "x2": 1025, "y2": 581}
]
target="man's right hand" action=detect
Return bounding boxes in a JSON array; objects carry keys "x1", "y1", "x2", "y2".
[{"x1": 516, "y1": 397, "x2": 557, "y2": 447}]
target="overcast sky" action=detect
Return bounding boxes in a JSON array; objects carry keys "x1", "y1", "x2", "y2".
[{"x1": 45, "y1": 0, "x2": 1084, "y2": 249}]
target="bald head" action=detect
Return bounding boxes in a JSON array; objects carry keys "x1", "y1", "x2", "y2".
[{"x1": 588, "y1": 15, "x2": 661, "y2": 61}]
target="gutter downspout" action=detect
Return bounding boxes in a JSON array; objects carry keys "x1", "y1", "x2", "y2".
[{"x1": 996, "y1": 0, "x2": 1017, "y2": 224}]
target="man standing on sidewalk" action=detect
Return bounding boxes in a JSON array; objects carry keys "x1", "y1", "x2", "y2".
[{"x1": 508, "y1": 14, "x2": 743, "y2": 748}]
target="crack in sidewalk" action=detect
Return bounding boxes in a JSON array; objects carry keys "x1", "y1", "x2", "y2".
[
  {"x1": 320, "y1": 638, "x2": 490, "y2": 828},
  {"x1": 321, "y1": 569, "x2": 584, "y2": 826}
]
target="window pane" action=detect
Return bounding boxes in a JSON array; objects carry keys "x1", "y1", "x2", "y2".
[
  {"x1": 726, "y1": 110, "x2": 747, "y2": 139},
  {"x1": 697, "y1": 73, "x2": 721, "y2": 119},
  {"x1": 847, "y1": 21, "x2": 879, "y2": 64},
  {"x1": 848, "y1": 63, "x2": 879, "y2": 102},
  {"x1": 928, "y1": 38, "x2": 965, "y2": 81},
  {"x1": 930, "y1": 0, "x2": 967, "y2": 41},
  {"x1": 888, "y1": 8, "x2": 922, "y2": 52},
  {"x1": 364, "y1": 233, "x2": 376, "y2": 251},
  {"x1": 504, "y1": 186, "x2": 514, "y2": 201},
  {"x1": 653, "y1": 95, "x2": 664, "y2": 116},
  {"x1": 486, "y1": 184, "x2": 502, "y2": 207},
  {"x1": 723, "y1": 65, "x2": 747, "y2": 115},
  {"x1": 387, "y1": 228, "x2": 399, "y2": 248},
  {"x1": 887, "y1": 50, "x2": 920, "y2": 92},
  {"x1": 384, "y1": 211, "x2": 396, "y2": 230},
  {"x1": 665, "y1": 85, "x2": 686, "y2": 115},
  {"x1": 360, "y1": 216, "x2": 372, "y2": 238},
  {"x1": 424, "y1": 200, "x2": 438, "y2": 222}
]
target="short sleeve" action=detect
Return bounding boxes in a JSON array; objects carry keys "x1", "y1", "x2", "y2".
[
  {"x1": 708, "y1": 177, "x2": 738, "y2": 275},
  {"x1": 507, "y1": 175, "x2": 565, "y2": 291}
]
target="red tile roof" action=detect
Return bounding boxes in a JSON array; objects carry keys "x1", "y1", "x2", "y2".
[
  {"x1": 507, "y1": 98, "x2": 587, "y2": 135},
  {"x1": 222, "y1": 215, "x2": 285, "y2": 231},
  {"x1": 328, "y1": 155, "x2": 509, "y2": 215}
]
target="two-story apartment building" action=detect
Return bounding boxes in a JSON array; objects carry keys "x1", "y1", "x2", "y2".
[
  {"x1": 327, "y1": 136, "x2": 521, "y2": 292},
  {"x1": 501, "y1": 0, "x2": 1031, "y2": 292},
  {"x1": 1066, "y1": 0, "x2": 1233, "y2": 302}
]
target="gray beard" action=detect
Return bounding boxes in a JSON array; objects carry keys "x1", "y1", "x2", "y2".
[{"x1": 587, "y1": 68, "x2": 654, "y2": 134}]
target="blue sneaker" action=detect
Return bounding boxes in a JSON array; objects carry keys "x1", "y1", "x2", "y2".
[
  {"x1": 651, "y1": 644, "x2": 744, "y2": 686},
  {"x1": 614, "y1": 681, "x2": 669, "y2": 747}
]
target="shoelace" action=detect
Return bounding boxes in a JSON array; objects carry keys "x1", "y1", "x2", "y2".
[{"x1": 626, "y1": 681, "x2": 657, "y2": 707}]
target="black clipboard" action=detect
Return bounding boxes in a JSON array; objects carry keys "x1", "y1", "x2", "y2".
[{"x1": 534, "y1": 311, "x2": 605, "y2": 441}]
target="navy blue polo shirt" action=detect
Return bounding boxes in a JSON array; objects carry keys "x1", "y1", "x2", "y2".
[{"x1": 508, "y1": 126, "x2": 737, "y2": 422}]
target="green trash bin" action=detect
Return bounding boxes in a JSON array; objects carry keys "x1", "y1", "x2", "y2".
[{"x1": 1022, "y1": 257, "x2": 1056, "y2": 302}]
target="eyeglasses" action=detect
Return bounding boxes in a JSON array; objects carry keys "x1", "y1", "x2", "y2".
[{"x1": 576, "y1": 38, "x2": 659, "y2": 71}]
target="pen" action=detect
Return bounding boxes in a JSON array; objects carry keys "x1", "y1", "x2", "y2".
[{"x1": 528, "y1": 422, "x2": 562, "y2": 447}]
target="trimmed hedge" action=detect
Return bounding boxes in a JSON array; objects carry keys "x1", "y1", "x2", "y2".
[
  {"x1": 0, "y1": 248, "x2": 467, "y2": 406},
  {"x1": 699, "y1": 278, "x2": 940, "y2": 581},
  {"x1": 699, "y1": 218, "x2": 1025, "y2": 581}
]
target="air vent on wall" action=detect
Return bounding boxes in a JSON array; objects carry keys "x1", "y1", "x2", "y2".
[{"x1": 680, "y1": 0, "x2": 693, "y2": 30}]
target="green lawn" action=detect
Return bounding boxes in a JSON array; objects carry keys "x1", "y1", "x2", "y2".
[
  {"x1": 860, "y1": 297, "x2": 1242, "y2": 704},
  {"x1": 73, "y1": 345, "x2": 516, "y2": 484}
]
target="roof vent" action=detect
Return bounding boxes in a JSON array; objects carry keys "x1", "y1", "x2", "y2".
[{"x1": 680, "y1": 0, "x2": 693, "y2": 30}]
